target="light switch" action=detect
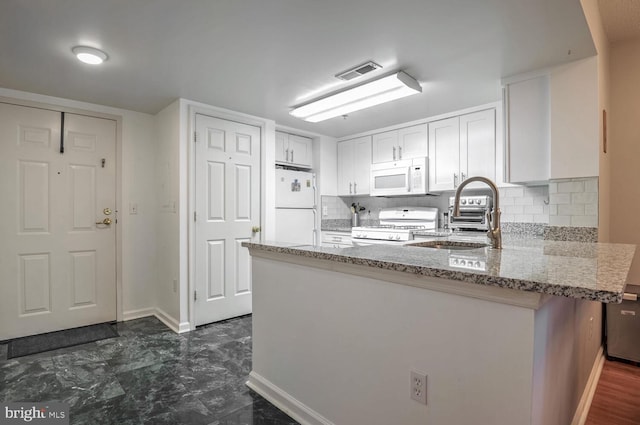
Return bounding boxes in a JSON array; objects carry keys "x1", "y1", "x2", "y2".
[{"x1": 129, "y1": 203, "x2": 138, "y2": 215}]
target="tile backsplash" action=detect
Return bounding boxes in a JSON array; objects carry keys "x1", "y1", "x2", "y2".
[
  {"x1": 548, "y1": 177, "x2": 598, "y2": 227},
  {"x1": 322, "y1": 176, "x2": 599, "y2": 234}
]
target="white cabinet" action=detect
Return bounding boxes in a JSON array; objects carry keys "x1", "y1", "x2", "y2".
[
  {"x1": 504, "y1": 75, "x2": 550, "y2": 183},
  {"x1": 276, "y1": 131, "x2": 313, "y2": 168},
  {"x1": 428, "y1": 109, "x2": 496, "y2": 191},
  {"x1": 371, "y1": 124, "x2": 427, "y2": 163},
  {"x1": 321, "y1": 231, "x2": 352, "y2": 248},
  {"x1": 337, "y1": 136, "x2": 371, "y2": 196}
]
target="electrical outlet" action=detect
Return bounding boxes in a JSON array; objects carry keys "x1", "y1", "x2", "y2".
[
  {"x1": 322, "y1": 205, "x2": 328, "y2": 216},
  {"x1": 411, "y1": 371, "x2": 428, "y2": 405}
]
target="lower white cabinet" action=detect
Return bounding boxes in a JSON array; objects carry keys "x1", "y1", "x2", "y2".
[
  {"x1": 337, "y1": 136, "x2": 371, "y2": 196},
  {"x1": 321, "y1": 231, "x2": 352, "y2": 248}
]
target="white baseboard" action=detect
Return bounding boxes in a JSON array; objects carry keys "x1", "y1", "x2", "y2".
[
  {"x1": 154, "y1": 307, "x2": 190, "y2": 334},
  {"x1": 121, "y1": 307, "x2": 191, "y2": 334},
  {"x1": 122, "y1": 308, "x2": 155, "y2": 322},
  {"x1": 247, "y1": 371, "x2": 335, "y2": 425},
  {"x1": 571, "y1": 346, "x2": 605, "y2": 425}
]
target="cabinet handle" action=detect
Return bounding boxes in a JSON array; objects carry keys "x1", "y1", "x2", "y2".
[
  {"x1": 454, "y1": 173, "x2": 458, "y2": 188},
  {"x1": 349, "y1": 182, "x2": 353, "y2": 194},
  {"x1": 354, "y1": 182, "x2": 357, "y2": 194},
  {"x1": 398, "y1": 146, "x2": 402, "y2": 159},
  {"x1": 285, "y1": 148, "x2": 289, "y2": 162},
  {"x1": 392, "y1": 146, "x2": 396, "y2": 161},
  {"x1": 291, "y1": 149, "x2": 294, "y2": 163}
]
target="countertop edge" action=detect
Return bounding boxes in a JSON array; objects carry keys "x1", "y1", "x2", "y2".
[{"x1": 243, "y1": 242, "x2": 627, "y2": 304}]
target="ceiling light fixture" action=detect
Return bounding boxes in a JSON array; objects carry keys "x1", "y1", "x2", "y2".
[
  {"x1": 290, "y1": 71, "x2": 421, "y2": 123},
  {"x1": 72, "y1": 46, "x2": 108, "y2": 65}
]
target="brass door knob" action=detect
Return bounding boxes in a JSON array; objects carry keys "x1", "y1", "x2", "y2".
[{"x1": 96, "y1": 218, "x2": 112, "y2": 225}]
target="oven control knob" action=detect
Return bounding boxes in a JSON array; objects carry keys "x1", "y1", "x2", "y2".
[
  {"x1": 475, "y1": 199, "x2": 481, "y2": 205},
  {"x1": 395, "y1": 235, "x2": 401, "y2": 240},
  {"x1": 461, "y1": 199, "x2": 467, "y2": 205},
  {"x1": 388, "y1": 235, "x2": 394, "y2": 240}
]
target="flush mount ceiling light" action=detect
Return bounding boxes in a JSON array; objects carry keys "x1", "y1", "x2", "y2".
[
  {"x1": 72, "y1": 46, "x2": 108, "y2": 65},
  {"x1": 290, "y1": 71, "x2": 421, "y2": 123}
]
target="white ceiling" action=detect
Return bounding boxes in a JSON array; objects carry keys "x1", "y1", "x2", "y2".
[{"x1": 0, "y1": 0, "x2": 596, "y2": 138}]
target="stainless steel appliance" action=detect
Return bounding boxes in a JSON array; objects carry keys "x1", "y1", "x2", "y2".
[
  {"x1": 351, "y1": 207, "x2": 438, "y2": 246},
  {"x1": 370, "y1": 158, "x2": 428, "y2": 196},
  {"x1": 607, "y1": 284, "x2": 640, "y2": 362},
  {"x1": 448, "y1": 195, "x2": 491, "y2": 231}
]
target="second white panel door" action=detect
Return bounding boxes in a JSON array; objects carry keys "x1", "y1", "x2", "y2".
[{"x1": 194, "y1": 114, "x2": 261, "y2": 326}]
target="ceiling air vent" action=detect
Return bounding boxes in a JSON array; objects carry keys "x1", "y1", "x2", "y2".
[{"x1": 335, "y1": 61, "x2": 382, "y2": 81}]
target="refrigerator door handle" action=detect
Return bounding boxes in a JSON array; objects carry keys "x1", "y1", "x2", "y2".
[
  {"x1": 623, "y1": 293, "x2": 638, "y2": 301},
  {"x1": 312, "y1": 209, "x2": 317, "y2": 246}
]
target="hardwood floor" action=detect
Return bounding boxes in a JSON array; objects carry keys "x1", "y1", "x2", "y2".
[{"x1": 586, "y1": 359, "x2": 640, "y2": 425}]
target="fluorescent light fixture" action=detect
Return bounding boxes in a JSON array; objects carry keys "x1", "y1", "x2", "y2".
[
  {"x1": 290, "y1": 71, "x2": 421, "y2": 122},
  {"x1": 72, "y1": 46, "x2": 108, "y2": 65}
]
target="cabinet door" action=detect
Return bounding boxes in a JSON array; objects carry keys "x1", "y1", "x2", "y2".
[
  {"x1": 337, "y1": 140, "x2": 355, "y2": 196},
  {"x1": 371, "y1": 130, "x2": 398, "y2": 163},
  {"x1": 428, "y1": 117, "x2": 460, "y2": 191},
  {"x1": 460, "y1": 109, "x2": 495, "y2": 183},
  {"x1": 275, "y1": 131, "x2": 288, "y2": 163},
  {"x1": 398, "y1": 124, "x2": 427, "y2": 160},
  {"x1": 352, "y1": 136, "x2": 371, "y2": 195},
  {"x1": 505, "y1": 76, "x2": 550, "y2": 183},
  {"x1": 288, "y1": 134, "x2": 313, "y2": 168}
]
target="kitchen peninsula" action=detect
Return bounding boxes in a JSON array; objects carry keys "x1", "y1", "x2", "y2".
[{"x1": 243, "y1": 236, "x2": 636, "y2": 425}]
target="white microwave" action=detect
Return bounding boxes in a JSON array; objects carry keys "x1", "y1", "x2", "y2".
[{"x1": 370, "y1": 157, "x2": 428, "y2": 196}]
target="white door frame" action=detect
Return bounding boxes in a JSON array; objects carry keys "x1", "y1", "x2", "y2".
[
  {"x1": 0, "y1": 95, "x2": 124, "y2": 323},
  {"x1": 187, "y1": 103, "x2": 270, "y2": 331}
]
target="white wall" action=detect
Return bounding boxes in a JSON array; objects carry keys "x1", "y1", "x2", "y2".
[
  {"x1": 0, "y1": 87, "x2": 158, "y2": 319},
  {"x1": 610, "y1": 37, "x2": 640, "y2": 284},
  {"x1": 154, "y1": 99, "x2": 181, "y2": 324}
]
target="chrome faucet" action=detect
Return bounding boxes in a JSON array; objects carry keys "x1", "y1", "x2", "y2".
[{"x1": 452, "y1": 176, "x2": 502, "y2": 249}]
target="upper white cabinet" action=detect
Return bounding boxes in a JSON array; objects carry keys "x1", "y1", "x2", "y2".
[
  {"x1": 337, "y1": 136, "x2": 371, "y2": 196},
  {"x1": 504, "y1": 75, "x2": 550, "y2": 183},
  {"x1": 428, "y1": 109, "x2": 496, "y2": 191},
  {"x1": 371, "y1": 124, "x2": 427, "y2": 163},
  {"x1": 276, "y1": 131, "x2": 313, "y2": 168}
]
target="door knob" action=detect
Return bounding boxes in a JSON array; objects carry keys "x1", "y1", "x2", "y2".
[{"x1": 96, "y1": 218, "x2": 112, "y2": 225}]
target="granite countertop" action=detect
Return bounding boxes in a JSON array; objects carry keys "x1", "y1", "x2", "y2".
[
  {"x1": 244, "y1": 235, "x2": 637, "y2": 303},
  {"x1": 321, "y1": 227, "x2": 353, "y2": 233}
]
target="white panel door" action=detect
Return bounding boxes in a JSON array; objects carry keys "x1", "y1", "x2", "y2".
[
  {"x1": 428, "y1": 117, "x2": 460, "y2": 191},
  {"x1": 195, "y1": 114, "x2": 260, "y2": 326},
  {"x1": 0, "y1": 103, "x2": 117, "y2": 340}
]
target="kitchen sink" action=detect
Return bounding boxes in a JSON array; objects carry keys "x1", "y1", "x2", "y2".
[{"x1": 408, "y1": 241, "x2": 488, "y2": 250}]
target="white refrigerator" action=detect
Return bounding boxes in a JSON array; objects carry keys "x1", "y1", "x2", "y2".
[{"x1": 275, "y1": 169, "x2": 316, "y2": 245}]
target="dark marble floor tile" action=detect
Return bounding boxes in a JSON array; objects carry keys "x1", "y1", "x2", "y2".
[
  {"x1": 70, "y1": 394, "x2": 143, "y2": 425},
  {"x1": 212, "y1": 395, "x2": 300, "y2": 425},
  {"x1": 197, "y1": 378, "x2": 256, "y2": 420}
]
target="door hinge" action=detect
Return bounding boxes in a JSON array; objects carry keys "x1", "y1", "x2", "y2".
[
  {"x1": 194, "y1": 131, "x2": 198, "y2": 143},
  {"x1": 194, "y1": 211, "x2": 197, "y2": 222},
  {"x1": 194, "y1": 290, "x2": 197, "y2": 301}
]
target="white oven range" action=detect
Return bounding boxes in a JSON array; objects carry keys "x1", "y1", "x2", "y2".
[{"x1": 351, "y1": 207, "x2": 438, "y2": 246}]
